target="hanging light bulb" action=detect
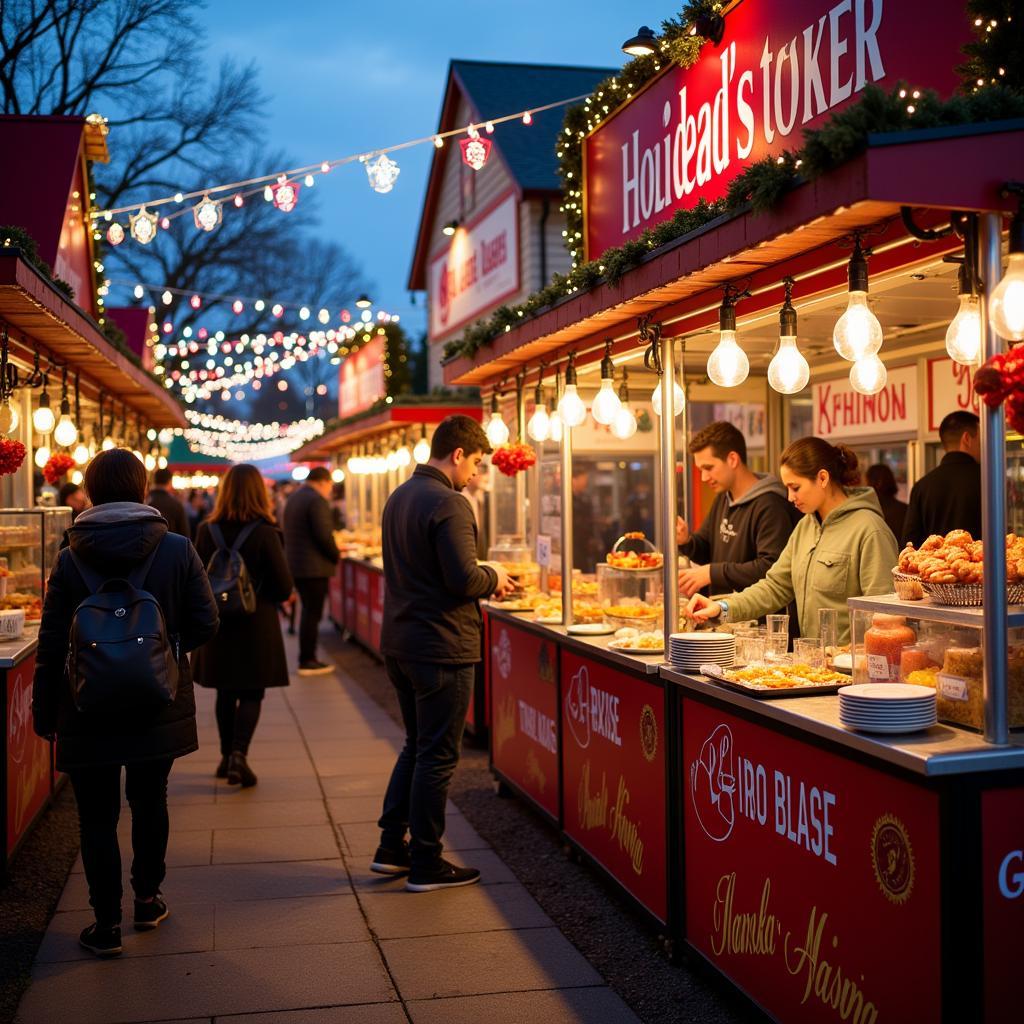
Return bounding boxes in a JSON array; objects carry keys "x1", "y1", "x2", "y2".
[
  {"x1": 413, "y1": 426, "x2": 431, "y2": 464},
  {"x1": 32, "y1": 377, "x2": 56, "y2": 434},
  {"x1": 144, "y1": 451, "x2": 157, "y2": 471},
  {"x1": 945, "y1": 262, "x2": 982, "y2": 364},
  {"x1": 72, "y1": 438, "x2": 90, "y2": 465},
  {"x1": 990, "y1": 200, "x2": 1024, "y2": 340},
  {"x1": 548, "y1": 407, "x2": 563, "y2": 442},
  {"x1": 385, "y1": 449, "x2": 401, "y2": 472},
  {"x1": 557, "y1": 354, "x2": 587, "y2": 427},
  {"x1": 52, "y1": 372, "x2": 78, "y2": 447},
  {"x1": 767, "y1": 277, "x2": 811, "y2": 394},
  {"x1": 849, "y1": 353, "x2": 888, "y2": 395},
  {"x1": 707, "y1": 290, "x2": 750, "y2": 388},
  {"x1": 0, "y1": 397, "x2": 19, "y2": 434},
  {"x1": 485, "y1": 393, "x2": 510, "y2": 446},
  {"x1": 34, "y1": 443, "x2": 51, "y2": 469},
  {"x1": 833, "y1": 236, "x2": 883, "y2": 360},
  {"x1": 527, "y1": 380, "x2": 551, "y2": 442},
  {"x1": 591, "y1": 341, "x2": 622, "y2": 425},
  {"x1": 651, "y1": 378, "x2": 685, "y2": 417},
  {"x1": 101, "y1": 436, "x2": 115, "y2": 451},
  {"x1": 611, "y1": 368, "x2": 638, "y2": 439}
]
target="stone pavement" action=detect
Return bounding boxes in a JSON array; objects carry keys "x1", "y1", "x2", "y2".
[{"x1": 15, "y1": 640, "x2": 640, "y2": 1024}]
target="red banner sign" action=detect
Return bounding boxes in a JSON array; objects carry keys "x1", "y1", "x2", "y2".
[
  {"x1": 369, "y1": 570, "x2": 384, "y2": 654},
  {"x1": 812, "y1": 364, "x2": 917, "y2": 439},
  {"x1": 583, "y1": 0, "x2": 968, "y2": 259},
  {"x1": 561, "y1": 652, "x2": 667, "y2": 921},
  {"x1": 343, "y1": 560, "x2": 356, "y2": 629},
  {"x1": 6, "y1": 655, "x2": 51, "y2": 855},
  {"x1": 329, "y1": 562, "x2": 344, "y2": 628},
  {"x1": 683, "y1": 698, "x2": 941, "y2": 1022},
  {"x1": 981, "y1": 786, "x2": 1024, "y2": 1022},
  {"x1": 338, "y1": 335, "x2": 386, "y2": 418},
  {"x1": 490, "y1": 621, "x2": 559, "y2": 819},
  {"x1": 927, "y1": 355, "x2": 980, "y2": 433}
]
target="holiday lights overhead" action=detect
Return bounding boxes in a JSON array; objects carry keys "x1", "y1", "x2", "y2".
[
  {"x1": 129, "y1": 207, "x2": 158, "y2": 245},
  {"x1": 460, "y1": 133, "x2": 492, "y2": 172},
  {"x1": 193, "y1": 194, "x2": 221, "y2": 232},
  {"x1": 271, "y1": 179, "x2": 300, "y2": 212},
  {"x1": 364, "y1": 154, "x2": 400, "y2": 194}
]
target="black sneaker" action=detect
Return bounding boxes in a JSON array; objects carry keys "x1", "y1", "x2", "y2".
[
  {"x1": 405, "y1": 858, "x2": 481, "y2": 892},
  {"x1": 297, "y1": 660, "x2": 334, "y2": 676},
  {"x1": 215, "y1": 755, "x2": 229, "y2": 779},
  {"x1": 79, "y1": 923, "x2": 122, "y2": 957},
  {"x1": 134, "y1": 895, "x2": 170, "y2": 931},
  {"x1": 370, "y1": 842, "x2": 410, "y2": 875}
]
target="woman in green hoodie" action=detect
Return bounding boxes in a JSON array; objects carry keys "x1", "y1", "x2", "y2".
[{"x1": 684, "y1": 437, "x2": 898, "y2": 644}]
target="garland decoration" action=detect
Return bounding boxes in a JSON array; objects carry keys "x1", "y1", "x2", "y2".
[
  {"x1": 490, "y1": 442, "x2": 537, "y2": 477},
  {"x1": 0, "y1": 438, "x2": 27, "y2": 477},
  {"x1": 43, "y1": 451, "x2": 75, "y2": 485},
  {"x1": 974, "y1": 348, "x2": 1024, "y2": 434}
]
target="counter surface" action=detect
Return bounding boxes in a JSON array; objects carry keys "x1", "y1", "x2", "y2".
[
  {"x1": 663, "y1": 667, "x2": 1024, "y2": 776},
  {"x1": 0, "y1": 625, "x2": 39, "y2": 669},
  {"x1": 484, "y1": 606, "x2": 663, "y2": 677}
]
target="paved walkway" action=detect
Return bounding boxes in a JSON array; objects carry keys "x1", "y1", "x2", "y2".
[{"x1": 15, "y1": 636, "x2": 640, "y2": 1024}]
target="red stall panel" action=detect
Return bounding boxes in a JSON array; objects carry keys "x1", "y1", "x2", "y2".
[
  {"x1": 489, "y1": 620, "x2": 559, "y2": 820},
  {"x1": 560, "y1": 651, "x2": 667, "y2": 922},
  {"x1": 369, "y1": 571, "x2": 384, "y2": 655},
  {"x1": 682, "y1": 698, "x2": 941, "y2": 1023},
  {"x1": 6, "y1": 655, "x2": 51, "y2": 856}
]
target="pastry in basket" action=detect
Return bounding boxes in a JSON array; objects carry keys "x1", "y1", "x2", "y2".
[{"x1": 894, "y1": 529, "x2": 1024, "y2": 587}]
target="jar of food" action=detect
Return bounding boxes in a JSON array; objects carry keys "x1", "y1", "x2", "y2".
[
  {"x1": 899, "y1": 643, "x2": 939, "y2": 681},
  {"x1": 864, "y1": 613, "x2": 917, "y2": 682}
]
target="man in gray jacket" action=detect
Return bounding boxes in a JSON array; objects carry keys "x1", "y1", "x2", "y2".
[
  {"x1": 283, "y1": 467, "x2": 340, "y2": 674},
  {"x1": 374, "y1": 416, "x2": 512, "y2": 892}
]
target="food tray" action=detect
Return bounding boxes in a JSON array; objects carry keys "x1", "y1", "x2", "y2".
[
  {"x1": 920, "y1": 581, "x2": 1024, "y2": 607},
  {"x1": 700, "y1": 663, "x2": 848, "y2": 700}
]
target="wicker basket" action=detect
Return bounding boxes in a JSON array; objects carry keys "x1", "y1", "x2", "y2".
[
  {"x1": 891, "y1": 569, "x2": 924, "y2": 601},
  {"x1": 920, "y1": 580, "x2": 1024, "y2": 606}
]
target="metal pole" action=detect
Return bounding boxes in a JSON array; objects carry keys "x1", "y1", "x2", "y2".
[
  {"x1": 560, "y1": 390, "x2": 574, "y2": 628},
  {"x1": 515, "y1": 375, "x2": 527, "y2": 540},
  {"x1": 660, "y1": 333, "x2": 679, "y2": 642},
  {"x1": 979, "y1": 212, "x2": 1008, "y2": 745}
]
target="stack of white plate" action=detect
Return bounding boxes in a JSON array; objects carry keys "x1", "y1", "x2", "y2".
[
  {"x1": 669, "y1": 632, "x2": 735, "y2": 671},
  {"x1": 839, "y1": 683, "x2": 937, "y2": 734}
]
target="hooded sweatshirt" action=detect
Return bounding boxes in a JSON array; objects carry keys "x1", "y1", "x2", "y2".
[
  {"x1": 33, "y1": 501, "x2": 219, "y2": 769},
  {"x1": 681, "y1": 473, "x2": 802, "y2": 592},
  {"x1": 720, "y1": 487, "x2": 898, "y2": 644}
]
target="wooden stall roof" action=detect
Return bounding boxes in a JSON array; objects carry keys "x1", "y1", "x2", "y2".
[
  {"x1": 293, "y1": 403, "x2": 483, "y2": 461},
  {"x1": 0, "y1": 250, "x2": 185, "y2": 427},
  {"x1": 444, "y1": 122, "x2": 1024, "y2": 388}
]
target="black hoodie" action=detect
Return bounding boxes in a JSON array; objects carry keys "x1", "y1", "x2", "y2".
[
  {"x1": 681, "y1": 474, "x2": 802, "y2": 593},
  {"x1": 33, "y1": 502, "x2": 219, "y2": 770}
]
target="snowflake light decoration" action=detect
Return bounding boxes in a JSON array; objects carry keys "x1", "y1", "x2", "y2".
[
  {"x1": 460, "y1": 135, "x2": 492, "y2": 171},
  {"x1": 129, "y1": 207, "x2": 158, "y2": 245},
  {"x1": 193, "y1": 194, "x2": 222, "y2": 232},
  {"x1": 364, "y1": 153, "x2": 400, "y2": 194},
  {"x1": 106, "y1": 222, "x2": 125, "y2": 246},
  {"x1": 271, "y1": 180, "x2": 300, "y2": 212}
]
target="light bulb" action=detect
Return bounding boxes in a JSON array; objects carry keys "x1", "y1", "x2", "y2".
[
  {"x1": 101, "y1": 436, "x2": 115, "y2": 450},
  {"x1": 767, "y1": 336, "x2": 810, "y2": 394},
  {"x1": 0, "y1": 399, "x2": 18, "y2": 434},
  {"x1": 945, "y1": 293, "x2": 982, "y2": 364},
  {"x1": 34, "y1": 444, "x2": 51, "y2": 468},
  {"x1": 485, "y1": 412, "x2": 510, "y2": 446},
  {"x1": 385, "y1": 450, "x2": 401, "y2": 472},
  {"x1": 990, "y1": 251, "x2": 1024, "y2": 341},
  {"x1": 548, "y1": 409, "x2": 563, "y2": 442},
  {"x1": 413, "y1": 437, "x2": 431, "y2": 463},
  {"x1": 70, "y1": 470, "x2": 83, "y2": 485},
  {"x1": 53, "y1": 415, "x2": 78, "y2": 447},
  {"x1": 144, "y1": 452, "x2": 157, "y2": 471},
  {"x1": 707, "y1": 330, "x2": 750, "y2": 387},
  {"x1": 611, "y1": 405, "x2": 638, "y2": 439},
  {"x1": 557, "y1": 384, "x2": 586, "y2": 427},
  {"x1": 833, "y1": 291, "x2": 883, "y2": 361},
  {"x1": 395, "y1": 446, "x2": 411, "y2": 468},
  {"x1": 651, "y1": 380, "x2": 685, "y2": 417},
  {"x1": 528, "y1": 404, "x2": 551, "y2": 442},
  {"x1": 849, "y1": 353, "x2": 888, "y2": 395},
  {"x1": 591, "y1": 378, "x2": 622, "y2": 425},
  {"x1": 331, "y1": 468, "x2": 345, "y2": 483},
  {"x1": 32, "y1": 395, "x2": 55, "y2": 434},
  {"x1": 157, "y1": 455, "x2": 168, "y2": 469},
  {"x1": 72, "y1": 442, "x2": 90, "y2": 465}
]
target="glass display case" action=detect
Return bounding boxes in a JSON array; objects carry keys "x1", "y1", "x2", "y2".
[
  {"x1": 0, "y1": 506, "x2": 72, "y2": 621},
  {"x1": 848, "y1": 595, "x2": 1024, "y2": 732}
]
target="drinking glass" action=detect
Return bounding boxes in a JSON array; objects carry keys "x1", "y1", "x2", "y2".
[
  {"x1": 819, "y1": 608, "x2": 839, "y2": 665},
  {"x1": 793, "y1": 637, "x2": 824, "y2": 669},
  {"x1": 765, "y1": 635, "x2": 790, "y2": 663},
  {"x1": 736, "y1": 635, "x2": 766, "y2": 667},
  {"x1": 766, "y1": 614, "x2": 789, "y2": 648}
]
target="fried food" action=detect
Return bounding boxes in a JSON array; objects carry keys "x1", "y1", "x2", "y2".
[{"x1": 895, "y1": 530, "x2": 1024, "y2": 586}]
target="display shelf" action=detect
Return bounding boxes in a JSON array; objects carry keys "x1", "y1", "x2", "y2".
[{"x1": 847, "y1": 593, "x2": 1024, "y2": 629}]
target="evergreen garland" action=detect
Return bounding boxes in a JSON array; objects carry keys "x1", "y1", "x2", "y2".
[{"x1": 0, "y1": 226, "x2": 75, "y2": 299}]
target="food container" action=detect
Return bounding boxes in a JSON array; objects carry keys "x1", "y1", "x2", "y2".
[
  {"x1": 602, "y1": 601, "x2": 663, "y2": 631},
  {"x1": 899, "y1": 643, "x2": 940, "y2": 680},
  {"x1": 0, "y1": 608, "x2": 25, "y2": 639},
  {"x1": 891, "y1": 568, "x2": 924, "y2": 601},
  {"x1": 861, "y1": 613, "x2": 917, "y2": 683}
]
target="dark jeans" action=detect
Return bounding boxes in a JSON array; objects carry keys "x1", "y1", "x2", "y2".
[
  {"x1": 69, "y1": 759, "x2": 174, "y2": 927},
  {"x1": 214, "y1": 688, "x2": 265, "y2": 755},
  {"x1": 378, "y1": 657, "x2": 474, "y2": 869},
  {"x1": 295, "y1": 577, "x2": 329, "y2": 663}
]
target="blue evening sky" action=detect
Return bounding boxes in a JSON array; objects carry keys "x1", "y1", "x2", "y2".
[{"x1": 202, "y1": 0, "x2": 640, "y2": 338}]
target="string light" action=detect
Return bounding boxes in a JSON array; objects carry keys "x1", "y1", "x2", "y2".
[
  {"x1": 485, "y1": 393, "x2": 510, "y2": 446},
  {"x1": 767, "y1": 278, "x2": 810, "y2": 394},
  {"x1": 128, "y1": 207, "x2": 158, "y2": 245},
  {"x1": 590, "y1": 341, "x2": 622, "y2": 425},
  {"x1": 192, "y1": 194, "x2": 221, "y2": 232},
  {"x1": 413, "y1": 426, "x2": 431, "y2": 463},
  {"x1": 849, "y1": 353, "x2": 888, "y2": 395},
  {"x1": 945, "y1": 263, "x2": 982, "y2": 365},
  {"x1": 833, "y1": 236, "x2": 883, "y2": 361},
  {"x1": 527, "y1": 380, "x2": 551, "y2": 442},
  {"x1": 707, "y1": 288, "x2": 750, "y2": 388},
  {"x1": 610, "y1": 367, "x2": 638, "y2": 440},
  {"x1": 557, "y1": 354, "x2": 586, "y2": 427}
]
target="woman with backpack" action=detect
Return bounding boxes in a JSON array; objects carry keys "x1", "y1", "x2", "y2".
[
  {"x1": 193, "y1": 464, "x2": 294, "y2": 788},
  {"x1": 33, "y1": 448, "x2": 220, "y2": 958}
]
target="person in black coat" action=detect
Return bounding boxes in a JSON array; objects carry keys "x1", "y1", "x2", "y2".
[
  {"x1": 866, "y1": 463, "x2": 908, "y2": 543},
  {"x1": 902, "y1": 411, "x2": 982, "y2": 546},
  {"x1": 147, "y1": 467, "x2": 190, "y2": 536},
  {"x1": 283, "y1": 468, "x2": 340, "y2": 673},
  {"x1": 193, "y1": 464, "x2": 294, "y2": 787},
  {"x1": 33, "y1": 448, "x2": 218, "y2": 958}
]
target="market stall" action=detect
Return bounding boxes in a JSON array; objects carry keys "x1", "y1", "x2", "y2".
[{"x1": 442, "y1": 1, "x2": 1024, "y2": 1015}]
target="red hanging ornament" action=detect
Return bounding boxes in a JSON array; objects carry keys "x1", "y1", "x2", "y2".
[
  {"x1": 0, "y1": 438, "x2": 27, "y2": 476},
  {"x1": 271, "y1": 179, "x2": 300, "y2": 212},
  {"x1": 974, "y1": 345, "x2": 1024, "y2": 433},
  {"x1": 490, "y1": 442, "x2": 537, "y2": 477},
  {"x1": 459, "y1": 135, "x2": 492, "y2": 172},
  {"x1": 43, "y1": 451, "x2": 75, "y2": 485}
]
